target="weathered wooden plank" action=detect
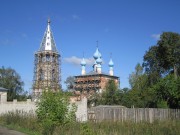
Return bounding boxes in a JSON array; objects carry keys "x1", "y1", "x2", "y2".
[{"x1": 88, "y1": 107, "x2": 180, "y2": 123}]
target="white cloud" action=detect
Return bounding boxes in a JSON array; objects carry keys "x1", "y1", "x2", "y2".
[
  {"x1": 86, "y1": 58, "x2": 95, "y2": 65},
  {"x1": 151, "y1": 34, "x2": 160, "y2": 40},
  {"x1": 64, "y1": 56, "x2": 94, "y2": 66},
  {"x1": 72, "y1": 14, "x2": 80, "y2": 20}
]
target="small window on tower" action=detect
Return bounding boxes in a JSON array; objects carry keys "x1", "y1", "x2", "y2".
[
  {"x1": 46, "y1": 54, "x2": 50, "y2": 61},
  {"x1": 52, "y1": 69, "x2": 55, "y2": 81},
  {"x1": 47, "y1": 43, "x2": 49, "y2": 46},
  {"x1": 39, "y1": 69, "x2": 44, "y2": 81},
  {"x1": 48, "y1": 37, "x2": 50, "y2": 39}
]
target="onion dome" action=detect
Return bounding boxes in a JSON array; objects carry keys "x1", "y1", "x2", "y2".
[
  {"x1": 109, "y1": 59, "x2": 114, "y2": 67},
  {"x1": 81, "y1": 58, "x2": 86, "y2": 66},
  {"x1": 96, "y1": 57, "x2": 102, "y2": 64},
  {"x1": 93, "y1": 48, "x2": 102, "y2": 59}
]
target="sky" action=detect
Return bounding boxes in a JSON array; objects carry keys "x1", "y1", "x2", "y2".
[{"x1": 0, "y1": 0, "x2": 180, "y2": 93}]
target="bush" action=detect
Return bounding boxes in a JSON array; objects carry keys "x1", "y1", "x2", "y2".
[{"x1": 36, "y1": 90, "x2": 77, "y2": 135}]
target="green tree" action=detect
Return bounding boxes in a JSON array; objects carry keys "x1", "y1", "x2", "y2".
[
  {"x1": 99, "y1": 80, "x2": 120, "y2": 105},
  {"x1": 0, "y1": 66, "x2": 24, "y2": 101},
  {"x1": 126, "y1": 63, "x2": 158, "y2": 108},
  {"x1": 36, "y1": 90, "x2": 77, "y2": 134},
  {"x1": 88, "y1": 92, "x2": 100, "y2": 107},
  {"x1": 121, "y1": 87, "x2": 129, "y2": 93},
  {"x1": 143, "y1": 32, "x2": 180, "y2": 80},
  {"x1": 157, "y1": 32, "x2": 180, "y2": 79},
  {"x1": 64, "y1": 76, "x2": 75, "y2": 91},
  {"x1": 143, "y1": 46, "x2": 161, "y2": 86},
  {"x1": 129, "y1": 63, "x2": 142, "y2": 88},
  {"x1": 151, "y1": 75, "x2": 180, "y2": 108},
  {"x1": 129, "y1": 63, "x2": 148, "y2": 90}
]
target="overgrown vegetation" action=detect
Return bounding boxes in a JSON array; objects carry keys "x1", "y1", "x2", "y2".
[
  {"x1": 0, "y1": 111, "x2": 179, "y2": 135},
  {"x1": 0, "y1": 110, "x2": 39, "y2": 135},
  {"x1": 35, "y1": 90, "x2": 77, "y2": 134},
  {"x1": 87, "y1": 32, "x2": 180, "y2": 109}
]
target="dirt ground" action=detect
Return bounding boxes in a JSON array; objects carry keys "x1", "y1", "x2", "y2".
[{"x1": 0, "y1": 126, "x2": 26, "y2": 135}]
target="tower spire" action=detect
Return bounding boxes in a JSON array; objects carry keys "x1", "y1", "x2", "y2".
[
  {"x1": 39, "y1": 19, "x2": 57, "y2": 52},
  {"x1": 48, "y1": 18, "x2": 51, "y2": 24}
]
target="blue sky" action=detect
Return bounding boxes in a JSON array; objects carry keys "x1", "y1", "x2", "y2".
[{"x1": 0, "y1": 0, "x2": 180, "y2": 92}]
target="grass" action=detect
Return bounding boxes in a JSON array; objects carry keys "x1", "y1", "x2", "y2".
[
  {"x1": 0, "y1": 111, "x2": 179, "y2": 135},
  {"x1": 0, "y1": 110, "x2": 41, "y2": 135},
  {"x1": 0, "y1": 124, "x2": 40, "y2": 135}
]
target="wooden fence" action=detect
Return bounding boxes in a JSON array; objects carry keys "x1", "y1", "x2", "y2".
[{"x1": 88, "y1": 106, "x2": 180, "y2": 123}]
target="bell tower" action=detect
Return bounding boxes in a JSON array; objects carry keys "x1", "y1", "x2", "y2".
[{"x1": 33, "y1": 19, "x2": 61, "y2": 99}]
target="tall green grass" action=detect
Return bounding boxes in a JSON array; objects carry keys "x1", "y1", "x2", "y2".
[
  {"x1": 0, "y1": 110, "x2": 40, "y2": 135},
  {"x1": 0, "y1": 111, "x2": 179, "y2": 135}
]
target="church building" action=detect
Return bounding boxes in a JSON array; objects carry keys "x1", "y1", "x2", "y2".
[
  {"x1": 32, "y1": 19, "x2": 61, "y2": 99},
  {"x1": 74, "y1": 46, "x2": 119, "y2": 94}
]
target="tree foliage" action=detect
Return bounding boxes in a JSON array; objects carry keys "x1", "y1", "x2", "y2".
[
  {"x1": 129, "y1": 63, "x2": 148, "y2": 90},
  {"x1": 64, "y1": 76, "x2": 75, "y2": 91},
  {"x1": 143, "y1": 32, "x2": 180, "y2": 79},
  {"x1": 151, "y1": 75, "x2": 180, "y2": 108},
  {"x1": 143, "y1": 46, "x2": 161, "y2": 86},
  {"x1": 36, "y1": 90, "x2": 77, "y2": 134},
  {"x1": 97, "y1": 80, "x2": 120, "y2": 105},
  {"x1": 157, "y1": 32, "x2": 180, "y2": 78},
  {"x1": 123, "y1": 32, "x2": 180, "y2": 108},
  {"x1": 0, "y1": 66, "x2": 24, "y2": 101}
]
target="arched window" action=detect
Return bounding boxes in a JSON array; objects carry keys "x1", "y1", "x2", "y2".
[
  {"x1": 46, "y1": 54, "x2": 50, "y2": 61},
  {"x1": 39, "y1": 69, "x2": 44, "y2": 80},
  {"x1": 42, "y1": 56, "x2": 46, "y2": 62}
]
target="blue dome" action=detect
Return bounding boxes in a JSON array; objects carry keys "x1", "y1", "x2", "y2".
[
  {"x1": 81, "y1": 58, "x2": 86, "y2": 66},
  {"x1": 109, "y1": 59, "x2": 114, "y2": 67},
  {"x1": 96, "y1": 57, "x2": 102, "y2": 64},
  {"x1": 93, "y1": 48, "x2": 101, "y2": 59}
]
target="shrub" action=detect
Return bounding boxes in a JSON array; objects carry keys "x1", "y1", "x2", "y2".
[{"x1": 36, "y1": 90, "x2": 77, "y2": 135}]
